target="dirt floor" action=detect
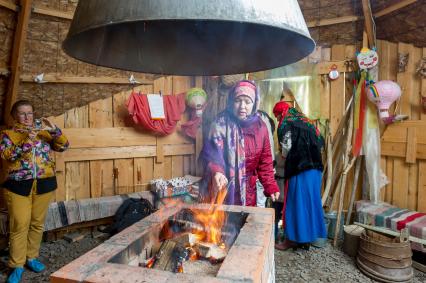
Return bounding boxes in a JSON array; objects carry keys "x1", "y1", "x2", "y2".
[
  {"x1": 0, "y1": 236, "x2": 104, "y2": 283},
  {"x1": 0, "y1": 236, "x2": 424, "y2": 282},
  {"x1": 275, "y1": 241, "x2": 426, "y2": 283}
]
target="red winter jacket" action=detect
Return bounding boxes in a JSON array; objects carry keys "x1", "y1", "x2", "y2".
[{"x1": 209, "y1": 120, "x2": 279, "y2": 206}]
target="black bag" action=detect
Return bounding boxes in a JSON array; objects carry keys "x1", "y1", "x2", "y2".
[{"x1": 103, "y1": 197, "x2": 155, "y2": 235}]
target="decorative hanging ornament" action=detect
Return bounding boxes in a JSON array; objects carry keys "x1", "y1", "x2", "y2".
[
  {"x1": 366, "y1": 80, "x2": 401, "y2": 120},
  {"x1": 357, "y1": 47, "x2": 378, "y2": 70},
  {"x1": 186, "y1": 88, "x2": 207, "y2": 117},
  {"x1": 416, "y1": 57, "x2": 426, "y2": 78},
  {"x1": 328, "y1": 64, "x2": 339, "y2": 80}
]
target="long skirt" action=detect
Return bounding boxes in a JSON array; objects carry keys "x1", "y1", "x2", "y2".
[{"x1": 285, "y1": 169, "x2": 327, "y2": 243}]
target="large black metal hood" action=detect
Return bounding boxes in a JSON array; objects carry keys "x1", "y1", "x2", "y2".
[{"x1": 63, "y1": 0, "x2": 315, "y2": 76}]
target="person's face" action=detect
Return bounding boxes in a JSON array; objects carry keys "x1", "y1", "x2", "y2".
[
  {"x1": 14, "y1": 105, "x2": 34, "y2": 127},
  {"x1": 233, "y1": 95, "x2": 254, "y2": 120},
  {"x1": 276, "y1": 114, "x2": 282, "y2": 121}
]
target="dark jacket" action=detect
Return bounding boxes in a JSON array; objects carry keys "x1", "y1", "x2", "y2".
[{"x1": 280, "y1": 120, "x2": 324, "y2": 179}]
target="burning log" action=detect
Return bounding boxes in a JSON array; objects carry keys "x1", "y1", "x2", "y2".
[
  {"x1": 171, "y1": 232, "x2": 197, "y2": 246},
  {"x1": 141, "y1": 256, "x2": 156, "y2": 268},
  {"x1": 153, "y1": 240, "x2": 177, "y2": 271},
  {"x1": 171, "y1": 246, "x2": 191, "y2": 273},
  {"x1": 197, "y1": 242, "x2": 227, "y2": 261}
]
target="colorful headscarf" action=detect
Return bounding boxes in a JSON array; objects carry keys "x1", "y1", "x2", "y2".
[
  {"x1": 200, "y1": 80, "x2": 261, "y2": 206},
  {"x1": 233, "y1": 81, "x2": 256, "y2": 103},
  {"x1": 273, "y1": 101, "x2": 320, "y2": 142},
  {"x1": 227, "y1": 80, "x2": 260, "y2": 122},
  {"x1": 273, "y1": 101, "x2": 291, "y2": 130}
]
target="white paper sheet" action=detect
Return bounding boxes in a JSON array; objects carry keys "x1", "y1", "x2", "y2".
[{"x1": 147, "y1": 94, "x2": 165, "y2": 119}]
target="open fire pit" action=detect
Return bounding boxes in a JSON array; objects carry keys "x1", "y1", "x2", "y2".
[{"x1": 51, "y1": 202, "x2": 275, "y2": 283}]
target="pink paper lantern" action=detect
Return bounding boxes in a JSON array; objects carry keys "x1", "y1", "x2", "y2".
[{"x1": 367, "y1": 80, "x2": 401, "y2": 119}]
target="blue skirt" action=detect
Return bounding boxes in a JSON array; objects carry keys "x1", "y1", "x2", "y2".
[{"x1": 285, "y1": 169, "x2": 327, "y2": 243}]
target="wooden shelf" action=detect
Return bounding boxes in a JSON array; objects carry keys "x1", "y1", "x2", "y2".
[
  {"x1": 307, "y1": 15, "x2": 360, "y2": 28},
  {"x1": 20, "y1": 74, "x2": 154, "y2": 85}
]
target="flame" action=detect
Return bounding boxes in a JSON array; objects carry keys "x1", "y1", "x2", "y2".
[
  {"x1": 143, "y1": 257, "x2": 156, "y2": 268},
  {"x1": 158, "y1": 198, "x2": 186, "y2": 241},
  {"x1": 188, "y1": 248, "x2": 198, "y2": 261},
  {"x1": 158, "y1": 187, "x2": 228, "y2": 247},
  {"x1": 177, "y1": 263, "x2": 183, "y2": 273},
  {"x1": 190, "y1": 187, "x2": 228, "y2": 245}
]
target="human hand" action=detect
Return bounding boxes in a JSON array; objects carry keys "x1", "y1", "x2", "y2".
[
  {"x1": 213, "y1": 172, "x2": 228, "y2": 191},
  {"x1": 41, "y1": 117, "x2": 57, "y2": 131},
  {"x1": 28, "y1": 130, "x2": 38, "y2": 141},
  {"x1": 270, "y1": 192, "x2": 280, "y2": 202}
]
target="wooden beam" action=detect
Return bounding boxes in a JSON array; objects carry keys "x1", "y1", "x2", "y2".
[
  {"x1": 58, "y1": 144, "x2": 195, "y2": 162},
  {"x1": 20, "y1": 74, "x2": 154, "y2": 85},
  {"x1": 374, "y1": 0, "x2": 417, "y2": 18},
  {"x1": 315, "y1": 60, "x2": 354, "y2": 75},
  {"x1": 361, "y1": 0, "x2": 376, "y2": 48},
  {"x1": 0, "y1": 1, "x2": 75, "y2": 20},
  {"x1": 61, "y1": 127, "x2": 191, "y2": 149},
  {"x1": 32, "y1": 5, "x2": 73, "y2": 20},
  {"x1": 0, "y1": 0, "x2": 18, "y2": 11},
  {"x1": 4, "y1": 0, "x2": 32, "y2": 125},
  {"x1": 194, "y1": 76, "x2": 203, "y2": 176},
  {"x1": 307, "y1": 15, "x2": 360, "y2": 28},
  {"x1": 381, "y1": 141, "x2": 426, "y2": 161}
]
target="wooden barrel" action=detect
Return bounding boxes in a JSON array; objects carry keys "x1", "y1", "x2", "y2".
[
  {"x1": 343, "y1": 225, "x2": 364, "y2": 257},
  {"x1": 356, "y1": 230, "x2": 413, "y2": 283}
]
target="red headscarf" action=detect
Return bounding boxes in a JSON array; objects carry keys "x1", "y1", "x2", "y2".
[{"x1": 273, "y1": 101, "x2": 290, "y2": 129}]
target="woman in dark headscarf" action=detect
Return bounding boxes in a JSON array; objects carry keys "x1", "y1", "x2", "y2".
[
  {"x1": 273, "y1": 101, "x2": 326, "y2": 250},
  {"x1": 199, "y1": 80, "x2": 279, "y2": 206}
]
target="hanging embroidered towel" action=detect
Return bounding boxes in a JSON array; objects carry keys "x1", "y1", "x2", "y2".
[{"x1": 127, "y1": 92, "x2": 186, "y2": 135}]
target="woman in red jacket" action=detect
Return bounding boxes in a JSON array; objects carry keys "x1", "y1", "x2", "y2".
[{"x1": 199, "y1": 80, "x2": 279, "y2": 206}]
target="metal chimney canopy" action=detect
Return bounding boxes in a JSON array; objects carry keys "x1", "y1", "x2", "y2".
[{"x1": 63, "y1": 0, "x2": 315, "y2": 76}]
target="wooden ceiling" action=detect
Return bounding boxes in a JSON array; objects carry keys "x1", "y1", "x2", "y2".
[{"x1": 299, "y1": 0, "x2": 426, "y2": 47}]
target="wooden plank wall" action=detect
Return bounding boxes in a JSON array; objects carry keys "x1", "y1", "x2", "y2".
[
  {"x1": 315, "y1": 44, "x2": 359, "y2": 211},
  {"x1": 377, "y1": 40, "x2": 426, "y2": 212},
  {"x1": 297, "y1": 41, "x2": 425, "y2": 213},
  {"x1": 49, "y1": 76, "x2": 197, "y2": 201}
]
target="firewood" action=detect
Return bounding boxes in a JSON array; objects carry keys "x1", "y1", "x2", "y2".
[
  {"x1": 346, "y1": 156, "x2": 362, "y2": 225},
  {"x1": 153, "y1": 240, "x2": 176, "y2": 270},
  {"x1": 197, "y1": 242, "x2": 227, "y2": 260},
  {"x1": 171, "y1": 233, "x2": 197, "y2": 246},
  {"x1": 333, "y1": 101, "x2": 355, "y2": 246}
]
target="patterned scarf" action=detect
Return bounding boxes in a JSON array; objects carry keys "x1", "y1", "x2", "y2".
[
  {"x1": 273, "y1": 102, "x2": 320, "y2": 143},
  {"x1": 200, "y1": 80, "x2": 260, "y2": 206}
]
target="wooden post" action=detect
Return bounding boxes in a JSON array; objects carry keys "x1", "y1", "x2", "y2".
[
  {"x1": 333, "y1": 102, "x2": 354, "y2": 246},
  {"x1": 406, "y1": 127, "x2": 417, "y2": 164},
  {"x1": 194, "y1": 76, "x2": 203, "y2": 176},
  {"x1": 4, "y1": 0, "x2": 33, "y2": 125},
  {"x1": 346, "y1": 157, "x2": 362, "y2": 225},
  {"x1": 361, "y1": 0, "x2": 375, "y2": 48},
  {"x1": 321, "y1": 132, "x2": 333, "y2": 206}
]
